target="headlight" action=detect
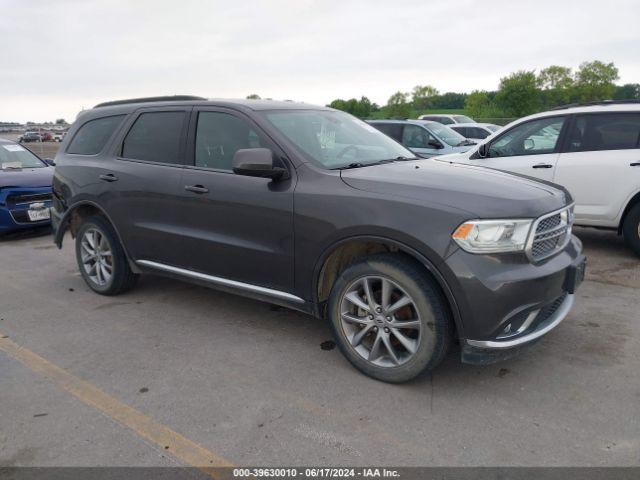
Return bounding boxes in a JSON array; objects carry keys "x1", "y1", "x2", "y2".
[{"x1": 452, "y1": 219, "x2": 533, "y2": 254}]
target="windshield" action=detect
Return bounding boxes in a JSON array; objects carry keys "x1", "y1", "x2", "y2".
[
  {"x1": 261, "y1": 110, "x2": 416, "y2": 169},
  {"x1": 0, "y1": 143, "x2": 46, "y2": 169},
  {"x1": 425, "y1": 122, "x2": 468, "y2": 146},
  {"x1": 453, "y1": 115, "x2": 475, "y2": 124}
]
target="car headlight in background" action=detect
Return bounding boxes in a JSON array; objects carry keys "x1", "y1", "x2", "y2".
[{"x1": 452, "y1": 219, "x2": 533, "y2": 254}]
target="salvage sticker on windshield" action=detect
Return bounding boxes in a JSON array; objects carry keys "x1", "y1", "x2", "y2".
[{"x1": 3, "y1": 144, "x2": 26, "y2": 152}]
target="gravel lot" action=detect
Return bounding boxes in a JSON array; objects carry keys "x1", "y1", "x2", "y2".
[{"x1": 0, "y1": 227, "x2": 638, "y2": 468}]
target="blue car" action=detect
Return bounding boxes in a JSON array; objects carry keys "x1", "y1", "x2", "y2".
[{"x1": 0, "y1": 139, "x2": 54, "y2": 235}]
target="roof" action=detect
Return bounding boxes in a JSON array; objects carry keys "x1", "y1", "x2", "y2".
[
  {"x1": 367, "y1": 119, "x2": 443, "y2": 127},
  {"x1": 519, "y1": 102, "x2": 640, "y2": 124},
  {"x1": 452, "y1": 122, "x2": 498, "y2": 128}
]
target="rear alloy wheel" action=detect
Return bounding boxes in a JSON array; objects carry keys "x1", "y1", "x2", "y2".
[
  {"x1": 80, "y1": 228, "x2": 114, "y2": 287},
  {"x1": 622, "y1": 203, "x2": 640, "y2": 257},
  {"x1": 328, "y1": 253, "x2": 452, "y2": 383},
  {"x1": 75, "y1": 216, "x2": 138, "y2": 295}
]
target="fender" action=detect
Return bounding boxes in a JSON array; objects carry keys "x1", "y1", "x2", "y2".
[
  {"x1": 53, "y1": 200, "x2": 140, "y2": 273},
  {"x1": 311, "y1": 234, "x2": 464, "y2": 338}
]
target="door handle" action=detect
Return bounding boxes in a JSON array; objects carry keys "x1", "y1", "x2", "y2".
[
  {"x1": 184, "y1": 184, "x2": 209, "y2": 194},
  {"x1": 99, "y1": 173, "x2": 118, "y2": 182},
  {"x1": 532, "y1": 164, "x2": 553, "y2": 169},
  {"x1": 630, "y1": 162, "x2": 640, "y2": 167}
]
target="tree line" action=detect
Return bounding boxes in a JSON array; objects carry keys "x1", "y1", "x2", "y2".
[{"x1": 318, "y1": 61, "x2": 639, "y2": 120}]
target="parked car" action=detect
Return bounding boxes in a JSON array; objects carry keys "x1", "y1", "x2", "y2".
[
  {"x1": 41, "y1": 132, "x2": 53, "y2": 142},
  {"x1": 367, "y1": 119, "x2": 476, "y2": 157},
  {"x1": 52, "y1": 97, "x2": 584, "y2": 383},
  {"x1": 449, "y1": 123, "x2": 501, "y2": 142},
  {"x1": 417, "y1": 114, "x2": 475, "y2": 125},
  {"x1": 53, "y1": 131, "x2": 67, "y2": 142},
  {"x1": 19, "y1": 131, "x2": 42, "y2": 143},
  {"x1": 436, "y1": 100, "x2": 640, "y2": 256},
  {"x1": 0, "y1": 139, "x2": 54, "y2": 235}
]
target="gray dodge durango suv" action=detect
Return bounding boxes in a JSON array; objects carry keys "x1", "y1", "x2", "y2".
[{"x1": 51, "y1": 96, "x2": 586, "y2": 382}]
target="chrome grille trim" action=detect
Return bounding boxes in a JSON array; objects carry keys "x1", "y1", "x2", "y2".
[{"x1": 526, "y1": 204, "x2": 574, "y2": 262}]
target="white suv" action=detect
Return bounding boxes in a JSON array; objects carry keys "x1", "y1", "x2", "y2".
[{"x1": 435, "y1": 101, "x2": 640, "y2": 255}]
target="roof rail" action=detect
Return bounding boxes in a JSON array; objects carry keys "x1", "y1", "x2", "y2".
[
  {"x1": 550, "y1": 99, "x2": 640, "y2": 111},
  {"x1": 94, "y1": 95, "x2": 207, "y2": 108}
]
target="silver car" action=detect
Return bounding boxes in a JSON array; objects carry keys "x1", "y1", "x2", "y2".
[
  {"x1": 449, "y1": 123, "x2": 502, "y2": 143},
  {"x1": 367, "y1": 119, "x2": 476, "y2": 157}
]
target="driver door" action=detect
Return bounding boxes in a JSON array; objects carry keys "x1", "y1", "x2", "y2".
[{"x1": 475, "y1": 115, "x2": 568, "y2": 182}]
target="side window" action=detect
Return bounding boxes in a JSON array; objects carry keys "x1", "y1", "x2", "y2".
[
  {"x1": 122, "y1": 111, "x2": 186, "y2": 164},
  {"x1": 439, "y1": 117, "x2": 454, "y2": 125},
  {"x1": 402, "y1": 124, "x2": 434, "y2": 148},
  {"x1": 195, "y1": 111, "x2": 267, "y2": 171},
  {"x1": 450, "y1": 126, "x2": 464, "y2": 136},
  {"x1": 67, "y1": 115, "x2": 125, "y2": 155},
  {"x1": 488, "y1": 116, "x2": 565, "y2": 158},
  {"x1": 471, "y1": 128, "x2": 490, "y2": 139},
  {"x1": 371, "y1": 123, "x2": 403, "y2": 142},
  {"x1": 568, "y1": 114, "x2": 640, "y2": 152}
]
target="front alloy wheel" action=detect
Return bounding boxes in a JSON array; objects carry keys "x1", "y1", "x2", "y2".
[
  {"x1": 340, "y1": 276, "x2": 421, "y2": 367},
  {"x1": 328, "y1": 253, "x2": 452, "y2": 383}
]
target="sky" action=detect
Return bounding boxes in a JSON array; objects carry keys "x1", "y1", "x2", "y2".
[{"x1": 1, "y1": 0, "x2": 639, "y2": 123}]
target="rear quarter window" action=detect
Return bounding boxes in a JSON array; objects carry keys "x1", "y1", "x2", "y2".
[{"x1": 67, "y1": 115, "x2": 125, "y2": 155}]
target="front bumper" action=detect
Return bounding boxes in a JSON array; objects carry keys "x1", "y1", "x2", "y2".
[
  {"x1": 443, "y1": 235, "x2": 585, "y2": 364},
  {"x1": 0, "y1": 187, "x2": 53, "y2": 233}
]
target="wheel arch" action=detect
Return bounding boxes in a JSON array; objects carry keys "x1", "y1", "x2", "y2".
[
  {"x1": 312, "y1": 235, "x2": 463, "y2": 338},
  {"x1": 54, "y1": 201, "x2": 139, "y2": 272},
  {"x1": 618, "y1": 190, "x2": 640, "y2": 234}
]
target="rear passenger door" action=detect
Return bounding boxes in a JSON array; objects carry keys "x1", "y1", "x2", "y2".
[
  {"x1": 175, "y1": 107, "x2": 296, "y2": 293},
  {"x1": 104, "y1": 107, "x2": 190, "y2": 266},
  {"x1": 554, "y1": 112, "x2": 640, "y2": 225}
]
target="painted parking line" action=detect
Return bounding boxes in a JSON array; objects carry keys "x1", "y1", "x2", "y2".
[{"x1": 0, "y1": 331, "x2": 233, "y2": 476}]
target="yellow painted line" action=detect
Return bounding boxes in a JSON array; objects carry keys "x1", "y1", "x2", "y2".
[{"x1": 0, "y1": 332, "x2": 233, "y2": 476}]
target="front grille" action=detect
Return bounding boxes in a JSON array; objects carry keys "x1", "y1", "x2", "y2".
[
  {"x1": 7, "y1": 192, "x2": 52, "y2": 207},
  {"x1": 528, "y1": 206, "x2": 573, "y2": 261}
]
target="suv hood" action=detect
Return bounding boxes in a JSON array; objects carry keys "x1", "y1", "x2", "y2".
[
  {"x1": 340, "y1": 159, "x2": 570, "y2": 219},
  {"x1": 0, "y1": 167, "x2": 54, "y2": 189}
]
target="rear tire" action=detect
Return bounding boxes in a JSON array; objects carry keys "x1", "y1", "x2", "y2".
[
  {"x1": 327, "y1": 253, "x2": 452, "y2": 383},
  {"x1": 622, "y1": 203, "x2": 640, "y2": 257},
  {"x1": 75, "y1": 216, "x2": 138, "y2": 295}
]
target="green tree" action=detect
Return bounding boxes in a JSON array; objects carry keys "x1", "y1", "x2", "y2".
[
  {"x1": 411, "y1": 85, "x2": 439, "y2": 110},
  {"x1": 328, "y1": 97, "x2": 372, "y2": 118},
  {"x1": 246, "y1": 94, "x2": 261, "y2": 99},
  {"x1": 495, "y1": 70, "x2": 540, "y2": 117},
  {"x1": 386, "y1": 91, "x2": 411, "y2": 119},
  {"x1": 574, "y1": 60, "x2": 619, "y2": 102},
  {"x1": 431, "y1": 92, "x2": 467, "y2": 109},
  {"x1": 55, "y1": 118, "x2": 67, "y2": 125},
  {"x1": 465, "y1": 90, "x2": 494, "y2": 118},
  {"x1": 614, "y1": 83, "x2": 640, "y2": 100},
  {"x1": 537, "y1": 65, "x2": 574, "y2": 107}
]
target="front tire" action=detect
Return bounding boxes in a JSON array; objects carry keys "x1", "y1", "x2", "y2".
[
  {"x1": 75, "y1": 216, "x2": 138, "y2": 295},
  {"x1": 327, "y1": 253, "x2": 452, "y2": 383},
  {"x1": 623, "y1": 203, "x2": 640, "y2": 257}
]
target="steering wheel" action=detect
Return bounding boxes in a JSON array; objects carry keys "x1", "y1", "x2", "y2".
[{"x1": 336, "y1": 144, "x2": 359, "y2": 160}]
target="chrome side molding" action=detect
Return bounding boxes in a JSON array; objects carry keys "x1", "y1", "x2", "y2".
[{"x1": 136, "y1": 260, "x2": 305, "y2": 304}]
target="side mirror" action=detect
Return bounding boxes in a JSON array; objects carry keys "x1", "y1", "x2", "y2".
[
  {"x1": 428, "y1": 140, "x2": 443, "y2": 149},
  {"x1": 232, "y1": 148, "x2": 287, "y2": 180},
  {"x1": 477, "y1": 143, "x2": 488, "y2": 158},
  {"x1": 44, "y1": 158, "x2": 56, "y2": 167}
]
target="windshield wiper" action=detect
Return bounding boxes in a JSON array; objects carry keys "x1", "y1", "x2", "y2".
[{"x1": 336, "y1": 156, "x2": 418, "y2": 170}]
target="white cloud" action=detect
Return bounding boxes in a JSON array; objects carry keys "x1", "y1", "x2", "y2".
[{"x1": 0, "y1": 0, "x2": 639, "y2": 122}]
